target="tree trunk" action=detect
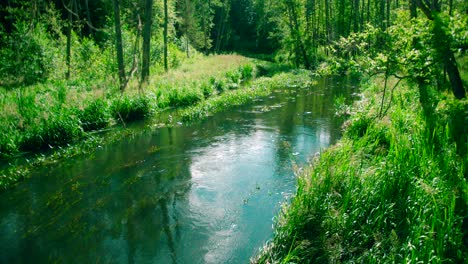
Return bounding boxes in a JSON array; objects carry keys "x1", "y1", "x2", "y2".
[
  {"x1": 445, "y1": 51, "x2": 465, "y2": 99},
  {"x1": 354, "y1": 0, "x2": 360, "y2": 33},
  {"x1": 141, "y1": 0, "x2": 153, "y2": 84},
  {"x1": 113, "y1": 0, "x2": 126, "y2": 92},
  {"x1": 163, "y1": 0, "x2": 168, "y2": 72},
  {"x1": 184, "y1": 0, "x2": 190, "y2": 58},
  {"x1": 286, "y1": 0, "x2": 310, "y2": 68},
  {"x1": 409, "y1": 0, "x2": 417, "y2": 18},
  {"x1": 84, "y1": 0, "x2": 93, "y2": 37},
  {"x1": 66, "y1": 0, "x2": 73, "y2": 80},
  {"x1": 386, "y1": 0, "x2": 391, "y2": 29},
  {"x1": 325, "y1": 0, "x2": 330, "y2": 43},
  {"x1": 415, "y1": 0, "x2": 466, "y2": 99},
  {"x1": 448, "y1": 0, "x2": 453, "y2": 16}
]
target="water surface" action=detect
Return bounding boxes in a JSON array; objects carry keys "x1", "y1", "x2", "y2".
[{"x1": 0, "y1": 77, "x2": 356, "y2": 263}]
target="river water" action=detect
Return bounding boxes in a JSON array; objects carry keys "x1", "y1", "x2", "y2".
[{"x1": 0, "y1": 76, "x2": 356, "y2": 264}]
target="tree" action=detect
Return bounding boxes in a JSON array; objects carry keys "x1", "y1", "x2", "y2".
[
  {"x1": 177, "y1": 0, "x2": 206, "y2": 57},
  {"x1": 415, "y1": 0, "x2": 466, "y2": 99},
  {"x1": 113, "y1": 0, "x2": 126, "y2": 92},
  {"x1": 196, "y1": 0, "x2": 214, "y2": 53},
  {"x1": 65, "y1": 0, "x2": 74, "y2": 80},
  {"x1": 164, "y1": 0, "x2": 169, "y2": 72},
  {"x1": 141, "y1": 0, "x2": 153, "y2": 84}
]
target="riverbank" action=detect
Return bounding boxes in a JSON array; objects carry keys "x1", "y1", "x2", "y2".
[
  {"x1": 253, "y1": 76, "x2": 467, "y2": 263},
  {"x1": 0, "y1": 55, "x2": 314, "y2": 190}
]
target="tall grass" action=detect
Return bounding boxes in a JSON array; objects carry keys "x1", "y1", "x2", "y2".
[{"x1": 253, "y1": 78, "x2": 468, "y2": 263}]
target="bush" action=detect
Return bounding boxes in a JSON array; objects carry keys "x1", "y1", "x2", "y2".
[
  {"x1": 0, "y1": 22, "x2": 53, "y2": 86},
  {"x1": 167, "y1": 88, "x2": 203, "y2": 107},
  {"x1": 210, "y1": 77, "x2": 227, "y2": 93},
  {"x1": 200, "y1": 81, "x2": 215, "y2": 99},
  {"x1": 345, "y1": 115, "x2": 372, "y2": 139},
  {"x1": 0, "y1": 125, "x2": 18, "y2": 159},
  {"x1": 20, "y1": 111, "x2": 83, "y2": 151},
  {"x1": 78, "y1": 98, "x2": 110, "y2": 131},
  {"x1": 239, "y1": 64, "x2": 254, "y2": 81},
  {"x1": 225, "y1": 70, "x2": 242, "y2": 84},
  {"x1": 111, "y1": 95, "x2": 151, "y2": 123}
]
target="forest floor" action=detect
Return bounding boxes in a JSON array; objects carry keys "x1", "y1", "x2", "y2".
[
  {"x1": 253, "y1": 69, "x2": 468, "y2": 263},
  {"x1": 0, "y1": 54, "x2": 311, "y2": 191}
]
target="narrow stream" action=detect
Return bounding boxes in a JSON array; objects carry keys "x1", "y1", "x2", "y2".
[{"x1": 0, "y1": 76, "x2": 357, "y2": 264}]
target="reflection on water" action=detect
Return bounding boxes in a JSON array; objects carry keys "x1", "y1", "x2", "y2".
[{"x1": 0, "y1": 77, "x2": 357, "y2": 263}]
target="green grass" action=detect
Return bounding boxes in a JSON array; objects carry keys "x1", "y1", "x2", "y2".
[{"x1": 253, "y1": 77, "x2": 468, "y2": 263}]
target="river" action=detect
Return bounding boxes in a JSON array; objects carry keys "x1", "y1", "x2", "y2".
[{"x1": 0, "y1": 76, "x2": 356, "y2": 263}]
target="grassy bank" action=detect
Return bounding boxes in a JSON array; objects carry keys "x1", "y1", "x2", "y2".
[
  {"x1": 253, "y1": 76, "x2": 467, "y2": 263},
  {"x1": 0, "y1": 55, "x2": 250, "y2": 157},
  {"x1": 0, "y1": 55, "x2": 311, "y2": 190}
]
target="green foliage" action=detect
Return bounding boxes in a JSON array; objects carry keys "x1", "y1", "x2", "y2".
[
  {"x1": 225, "y1": 69, "x2": 242, "y2": 85},
  {"x1": 256, "y1": 79, "x2": 468, "y2": 263},
  {"x1": 167, "y1": 87, "x2": 203, "y2": 107},
  {"x1": 435, "y1": 98, "x2": 468, "y2": 156},
  {"x1": 0, "y1": 22, "x2": 53, "y2": 86},
  {"x1": 211, "y1": 77, "x2": 227, "y2": 93},
  {"x1": 181, "y1": 70, "x2": 313, "y2": 122},
  {"x1": 200, "y1": 81, "x2": 215, "y2": 99},
  {"x1": 0, "y1": 124, "x2": 18, "y2": 159},
  {"x1": 345, "y1": 115, "x2": 372, "y2": 139},
  {"x1": 20, "y1": 110, "x2": 83, "y2": 151},
  {"x1": 254, "y1": 80, "x2": 467, "y2": 264},
  {"x1": 78, "y1": 99, "x2": 110, "y2": 132},
  {"x1": 239, "y1": 64, "x2": 254, "y2": 81},
  {"x1": 111, "y1": 95, "x2": 151, "y2": 123}
]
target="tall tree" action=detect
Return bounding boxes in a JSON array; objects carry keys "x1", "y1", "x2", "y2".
[
  {"x1": 164, "y1": 0, "x2": 168, "y2": 72},
  {"x1": 113, "y1": 0, "x2": 126, "y2": 92},
  {"x1": 65, "y1": 0, "x2": 74, "y2": 80},
  {"x1": 141, "y1": 0, "x2": 153, "y2": 84}
]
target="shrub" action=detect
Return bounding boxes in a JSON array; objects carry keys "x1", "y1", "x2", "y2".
[
  {"x1": 210, "y1": 77, "x2": 227, "y2": 93},
  {"x1": 200, "y1": 81, "x2": 215, "y2": 99},
  {"x1": 345, "y1": 115, "x2": 372, "y2": 139},
  {"x1": 0, "y1": 125, "x2": 18, "y2": 159},
  {"x1": 78, "y1": 98, "x2": 110, "y2": 131},
  {"x1": 0, "y1": 22, "x2": 53, "y2": 86},
  {"x1": 111, "y1": 95, "x2": 151, "y2": 123},
  {"x1": 167, "y1": 88, "x2": 203, "y2": 107},
  {"x1": 239, "y1": 64, "x2": 254, "y2": 81},
  {"x1": 20, "y1": 111, "x2": 83, "y2": 151},
  {"x1": 225, "y1": 70, "x2": 242, "y2": 84}
]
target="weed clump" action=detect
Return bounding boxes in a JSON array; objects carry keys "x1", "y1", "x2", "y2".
[
  {"x1": 20, "y1": 112, "x2": 83, "y2": 151},
  {"x1": 78, "y1": 98, "x2": 110, "y2": 131},
  {"x1": 239, "y1": 64, "x2": 254, "y2": 81},
  {"x1": 345, "y1": 115, "x2": 372, "y2": 139},
  {"x1": 167, "y1": 87, "x2": 203, "y2": 107},
  {"x1": 111, "y1": 96, "x2": 151, "y2": 123}
]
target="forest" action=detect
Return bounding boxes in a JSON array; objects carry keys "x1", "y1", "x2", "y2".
[{"x1": 0, "y1": 0, "x2": 467, "y2": 263}]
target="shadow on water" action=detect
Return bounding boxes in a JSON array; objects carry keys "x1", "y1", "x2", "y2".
[{"x1": 0, "y1": 76, "x2": 358, "y2": 264}]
